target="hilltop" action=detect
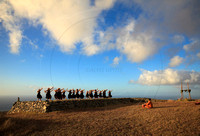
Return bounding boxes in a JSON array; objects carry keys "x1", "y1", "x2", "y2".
[{"x1": 0, "y1": 100, "x2": 200, "y2": 136}]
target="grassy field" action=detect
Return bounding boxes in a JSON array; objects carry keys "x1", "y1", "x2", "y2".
[{"x1": 0, "y1": 101, "x2": 200, "y2": 136}]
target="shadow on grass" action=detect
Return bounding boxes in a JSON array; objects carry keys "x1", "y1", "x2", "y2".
[
  {"x1": 54, "y1": 103, "x2": 140, "y2": 113},
  {"x1": 153, "y1": 106, "x2": 178, "y2": 109},
  {"x1": 0, "y1": 112, "x2": 54, "y2": 136}
]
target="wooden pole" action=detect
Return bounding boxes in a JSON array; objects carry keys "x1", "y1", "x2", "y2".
[
  {"x1": 187, "y1": 82, "x2": 191, "y2": 100},
  {"x1": 181, "y1": 82, "x2": 183, "y2": 99},
  {"x1": 181, "y1": 82, "x2": 183, "y2": 100}
]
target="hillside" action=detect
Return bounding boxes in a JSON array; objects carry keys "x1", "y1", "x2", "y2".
[{"x1": 0, "y1": 101, "x2": 200, "y2": 136}]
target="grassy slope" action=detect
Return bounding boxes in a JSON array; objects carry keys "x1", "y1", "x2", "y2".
[{"x1": 0, "y1": 101, "x2": 200, "y2": 136}]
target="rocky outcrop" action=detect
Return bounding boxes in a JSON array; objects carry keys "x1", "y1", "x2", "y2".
[{"x1": 7, "y1": 98, "x2": 147, "y2": 114}]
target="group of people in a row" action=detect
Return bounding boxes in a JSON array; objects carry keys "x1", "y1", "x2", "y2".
[{"x1": 37, "y1": 87, "x2": 112, "y2": 101}]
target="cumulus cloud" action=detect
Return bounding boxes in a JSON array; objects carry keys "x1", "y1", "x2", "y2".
[
  {"x1": 132, "y1": 68, "x2": 200, "y2": 85},
  {"x1": 110, "y1": 20, "x2": 158, "y2": 63},
  {"x1": 0, "y1": 1, "x2": 22, "y2": 54},
  {"x1": 1, "y1": 0, "x2": 116, "y2": 54},
  {"x1": 169, "y1": 56, "x2": 184, "y2": 67}
]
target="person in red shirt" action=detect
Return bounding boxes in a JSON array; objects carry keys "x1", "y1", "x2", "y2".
[{"x1": 142, "y1": 98, "x2": 153, "y2": 109}]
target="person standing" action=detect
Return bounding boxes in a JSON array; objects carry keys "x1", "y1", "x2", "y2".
[
  {"x1": 94, "y1": 89, "x2": 98, "y2": 99},
  {"x1": 80, "y1": 89, "x2": 84, "y2": 99},
  {"x1": 37, "y1": 88, "x2": 43, "y2": 101},
  {"x1": 108, "y1": 90, "x2": 112, "y2": 98},
  {"x1": 62, "y1": 88, "x2": 67, "y2": 100},
  {"x1": 68, "y1": 89, "x2": 72, "y2": 99},
  {"x1": 103, "y1": 89, "x2": 107, "y2": 98},
  {"x1": 45, "y1": 87, "x2": 53, "y2": 101}
]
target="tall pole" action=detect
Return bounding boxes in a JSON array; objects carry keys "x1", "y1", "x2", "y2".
[
  {"x1": 187, "y1": 82, "x2": 191, "y2": 100},
  {"x1": 181, "y1": 82, "x2": 183, "y2": 100}
]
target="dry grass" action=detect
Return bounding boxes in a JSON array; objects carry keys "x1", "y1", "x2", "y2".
[{"x1": 0, "y1": 101, "x2": 200, "y2": 136}]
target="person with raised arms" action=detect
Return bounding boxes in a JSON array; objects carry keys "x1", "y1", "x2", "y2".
[
  {"x1": 62, "y1": 88, "x2": 67, "y2": 100},
  {"x1": 108, "y1": 90, "x2": 112, "y2": 98},
  {"x1": 45, "y1": 87, "x2": 53, "y2": 101},
  {"x1": 37, "y1": 88, "x2": 43, "y2": 101}
]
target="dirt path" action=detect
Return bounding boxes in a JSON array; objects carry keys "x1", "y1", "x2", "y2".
[{"x1": 0, "y1": 101, "x2": 200, "y2": 136}]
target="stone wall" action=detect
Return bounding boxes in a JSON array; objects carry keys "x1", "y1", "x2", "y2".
[
  {"x1": 8, "y1": 101, "x2": 49, "y2": 114},
  {"x1": 8, "y1": 98, "x2": 158, "y2": 114}
]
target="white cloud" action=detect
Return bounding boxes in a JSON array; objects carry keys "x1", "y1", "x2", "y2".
[
  {"x1": 1, "y1": 0, "x2": 116, "y2": 54},
  {"x1": 9, "y1": 30, "x2": 22, "y2": 54},
  {"x1": 95, "y1": 0, "x2": 115, "y2": 10},
  {"x1": 112, "y1": 56, "x2": 121, "y2": 65},
  {"x1": 133, "y1": 68, "x2": 200, "y2": 85},
  {"x1": 116, "y1": 21, "x2": 157, "y2": 63},
  {"x1": 169, "y1": 56, "x2": 184, "y2": 67},
  {"x1": 0, "y1": 1, "x2": 22, "y2": 54}
]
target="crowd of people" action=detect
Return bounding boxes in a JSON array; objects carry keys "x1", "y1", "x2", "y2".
[{"x1": 37, "y1": 87, "x2": 112, "y2": 101}]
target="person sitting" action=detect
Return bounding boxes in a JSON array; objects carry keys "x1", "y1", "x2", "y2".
[{"x1": 142, "y1": 98, "x2": 153, "y2": 109}]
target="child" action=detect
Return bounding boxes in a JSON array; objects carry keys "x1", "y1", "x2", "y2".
[{"x1": 142, "y1": 98, "x2": 153, "y2": 109}]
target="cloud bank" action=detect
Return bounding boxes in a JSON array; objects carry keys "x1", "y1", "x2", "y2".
[{"x1": 133, "y1": 69, "x2": 200, "y2": 86}]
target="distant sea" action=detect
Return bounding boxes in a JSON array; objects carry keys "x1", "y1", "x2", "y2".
[{"x1": 0, "y1": 95, "x2": 199, "y2": 111}]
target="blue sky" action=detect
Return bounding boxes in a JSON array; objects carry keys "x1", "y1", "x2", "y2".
[{"x1": 0, "y1": 0, "x2": 200, "y2": 99}]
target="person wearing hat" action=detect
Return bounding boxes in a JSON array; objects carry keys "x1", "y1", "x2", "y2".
[{"x1": 142, "y1": 98, "x2": 153, "y2": 109}]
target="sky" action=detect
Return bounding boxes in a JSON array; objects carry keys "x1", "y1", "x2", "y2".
[{"x1": 0, "y1": 0, "x2": 200, "y2": 99}]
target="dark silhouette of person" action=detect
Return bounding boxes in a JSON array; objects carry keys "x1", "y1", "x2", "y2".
[
  {"x1": 108, "y1": 90, "x2": 112, "y2": 98},
  {"x1": 103, "y1": 89, "x2": 107, "y2": 98},
  {"x1": 72, "y1": 89, "x2": 76, "y2": 99},
  {"x1": 80, "y1": 89, "x2": 84, "y2": 99},
  {"x1": 94, "y1": 89, "x2": 98, "y2": 98},
  {"x1": 57, "y1": 88, "x2": 62, "y2": 100},
  {"x1": 37, "y1": 88, "x2": 43, "y2": 101},
  {"x1": 99, "y1": 90, "x2": 103, "y2": 98},
  {"x1": 89, "y1": 90, "x2": 94, "y2": 99},
  {"x1": 45, "y1": 87, "x2": 53, "y2": 101},
  {"x1": 75, "y1": 89, "x2": 80, "y2": 99},
  {"x1": 68, "y1": 89, "x2": 72, "y2": 99},
  {"x1": 62, "y1": 88, "x2": 67, "y2": 100}
]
